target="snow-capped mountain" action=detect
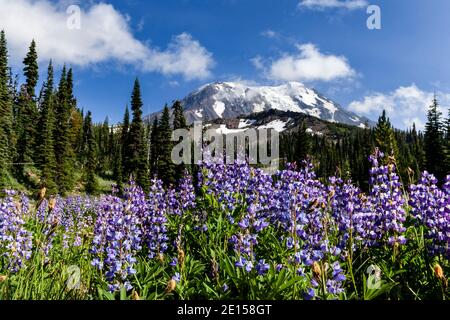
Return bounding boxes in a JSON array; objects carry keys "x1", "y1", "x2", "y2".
[{"x1": 148, "y1": 81, "x2": 373, "y2": 128}]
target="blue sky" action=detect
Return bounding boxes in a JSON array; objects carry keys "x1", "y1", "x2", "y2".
[{"x1": 1, "y1": 0, "x2": 450, "y2": 129}]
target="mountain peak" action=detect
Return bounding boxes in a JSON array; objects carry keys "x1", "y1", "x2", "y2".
[{"x1": 149, "y1": 81, "x2": 374, "y2": 128}]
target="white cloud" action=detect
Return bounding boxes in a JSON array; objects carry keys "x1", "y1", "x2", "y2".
[
  {"x1": 250, "y1": 55, "x2": 264, "y2": 70},
  {"x1": 266, "y1": 43, "x2": 356, "y2": 82},
  {"x1": 299, "y1": 0, "x2": 368, "y2": 10},
  {"x1": 0, "y1": 0, "x2": 214, "y2": 80},
  {"x1": 260, "y1": 29, "x2": 279, "y2": 39},
  {"x1": 143, "y1": 33, "x2": 214, "y2": 80},
  {"x1": 348, "y1": 84, "x2": 450, "y2": 130}
]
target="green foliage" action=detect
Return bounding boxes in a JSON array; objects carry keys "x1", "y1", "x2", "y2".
[
  {"x1": 172, "y1": 100, "x2": 188, "y2": 183},
  {"x1": 36, "y1": 61, "x2": 58, "y2": 194},
  {"x1": 424, "y1": 96, "x2": 447, "y2": 182},
  {"x1": 374, "y1": 110, "x2": 399, "y2": 160},
  {"x1": 157, "y1": 105, "x2": 175, "y2": 186},
  {"x1": 294, "y1": 121, "x2": 311, "y2": 165},
  {"x1": 0, "y1": 30, "x2": 13, "y2": 188},
  {"x1": 84, "y1": 111, "x2": 98, "y2": 195},
  {"x1": 127, "y1": 79, "x2": 149, "y2": 190},
  {"x1": 149, "y1": 116, "x2": 159, "y2": 177},
  {"x1": 2, "y1": 177, "x2": 450, "y2": 300},
  {"x1": 22, "y1": 40, "x2": 38, "y2": 98}
]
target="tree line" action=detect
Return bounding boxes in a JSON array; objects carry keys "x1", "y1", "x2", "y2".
[
  {"x1": 1, "y1": 31, "x2": 449, "y2": 195},
  {"x1": 0, "y1": 31, "x2": 188, "y2": 195},
  {"x1": 281, "y1": 98, "x2": 450, "y2": 190}
]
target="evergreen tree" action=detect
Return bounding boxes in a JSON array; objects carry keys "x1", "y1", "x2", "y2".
[
  {"x1": 113, "y1": 148, "x2": 124, "y2": 194},
  {"x1": 172, "y1": 100, "x2": 187, "y2": 182},
  {"x1": 128, "y1": 79, "x2": 149, "y2": 190},
  {"x1": 157, "y1": 105, "x2": 175, "y2": 186},
  {"x1": 54, "y1": 66, "x2": 75, "y2": 194},
  {"x1": 36, "y1": 61, "x2": 58, "y2": 194},
  {"x1": 84, "y1": 111, "x2": 98, "y2": 194},
  {"x1": 23, "y1": 40, "x2": 39, "y2": 98},
  {"x1": 0, "y1": 30, "x2": 13, "y2": 187},
  {"x1": 293, "y1": 121, "x2": 311, "y2": 165},
  {"x1": 424, "y1": 96, "x2": 446, "y2": 182},
  {"x1": 149, "y1": 116, "x2": 159, "y2": 177},
  {"x1": 411, "y1": 123, "x2": 425, "y2": 174},
  {"x1": 446, "y1": 109, "x2": 450, "y2": 142},
  {"x1": 66, "y1": 68, "x2": 76, "y2": 105},
  {"x1": 97, "y1": 117, "x2": 110, "y2": 174},
  {"x1": 16, "y1": 40, "x2": 39, "y2": 172},
  {"x1": 445, "y1": 109, "x2": 450, "y2": 173},
  {"x1": 172, "y1": 100, "x2": 187, "y2": 130},
  {"x1": 65, "y1": 68, "x2": 83, "y2": 163},
  {"x1": 121, "y1": 105, "x2": 131, "y2": 180},
  {"x1": 374, "y1": 110, "x2": 399, "y2": 159}
]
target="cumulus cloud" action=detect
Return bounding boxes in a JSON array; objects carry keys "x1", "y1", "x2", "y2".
[
  {"x1": 265, "y1": 43, "x2": 356, "y2": 82},
  {"x1": 348, "y1": 84, "x2": 450, "y2": 130},
  {"x1": 143, "y1": 33, "x2": 214, "y2": 80},
  {"x1": 299, "y1": 0, "x2": 368, "y2": 10},
  {"x1": 0, "y1": 0, "x2": 214, "y2": 80}
]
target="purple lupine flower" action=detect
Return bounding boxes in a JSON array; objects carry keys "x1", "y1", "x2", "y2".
[
  {"x1": 90, "y1": 183, "x2": 143, "y2": 292},
  {"x1": 170, "y1": 257, "x2": 178, "y2": 266},
  {"x1": 366, "y1": 149, "x2": 407, "y2": 246},
  {"x1": 144, "y1": 179, "x2": 169, "y2": 259},
  {"x1": 304, "y1": 288, "x2": 315, "y2": 300},
  {"x1": 409, "y1": 172, "x2": 450, "y2": 257},
  {"x1": 256, "y1": 259, "x2": 270, "y2": 275},
  {"x1": 0, "y1": 190, "x2": 33, "y2": 272},
  {"x1": 172, "y1": 272, "x2": 181, "y2": 283}
]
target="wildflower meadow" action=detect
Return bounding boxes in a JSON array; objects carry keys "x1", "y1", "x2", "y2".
[{"x1": 0, "y1": 149, "x2": 449, "y2": 300}]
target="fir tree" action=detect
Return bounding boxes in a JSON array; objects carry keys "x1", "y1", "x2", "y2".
[
  {"x1": 97, "y1": 117, "x2": 110, "y2": 174},
  {"x1": 294, "y1": 121, "x2": 310, "y2": 165},
  {"x1": 445, "y1": 109, "x2": 450, "y2": 173},
  {"x1": 54, "y1": 66, "x2": 75, "y2": 194},
  {"x1": 16, "y1": 40, "x2": 39, "y2": 171},
  {"x1": 172, "y1": 100, "x2": 187, "y2": 182},
  {"x1": 0, "y1": 30, "x2": 13, "y2": 187},
  {"x1": 84, "y1": 111, "x2": 98, "y2": 194},
  {"x1": 374, "y1": 110, "x2": 399, "y2": 159},
  {"x1": 121, "y1": 105, "x2": 131, "y2": 180},
  {"x1": 23, "y1": 40, "x2": 39, "y2": 98},
  {"x1": 172, "y1": 100, "x2": 187, "y2": 130},
  {"x1": 424, "y1": 96, "x2": 446, "y2": 182},
  {"x1": 113, "y1": 149, "x2": 124, "y2": 194},
  {"x1": 157, "y1": 105, "x2": 175, "y2": 186},
  {"x1": 411, "y1": 123, "x2": 425, "y2": 173},
  {"x1": 36, "y1": 61, "x2": 58, "y2": 194},
  {"x1": 149, "y1": 116, "x2": 159, "y2": 177},
  {"x1": 128, "y1": 79, "x2": 149, "y2": 190}
]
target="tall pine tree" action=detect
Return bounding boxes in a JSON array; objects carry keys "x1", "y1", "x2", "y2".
[
  {"x1": 157, "y1": 105, "x2": 175, "y2": 186},
  {"x1": 445, "y1": 109, "x2": 450, "y2": 173},
  {"x1": 374, "y1": 110, "x2": 399, "y2": 159},
  {"x1": 294, "y1": 121, "x2": 311, "y2": 165},
  {"x1": 16, "y1": 40, "x2": 39, "y2": 175},
  {"x1": 172, "y1": 100, "x2": 187, "y2": 182},
  {"x1": 424, "y1": 96, "x2": 446, "y2": 182},
  {"x1": 0, "y1": 30, "x2": 13, "y2": 187},
  {"x1": 54, "y1": 66, "x2": 75, "y2": 194},
  {"x1": 23, "y1": 40, "x2": 38, "y2": 98},
  {"x1": 149, "y1": 116, "x2": 159, "y2": 177},
  {"x1": 172, "y1": 100, "x2": 187, "y2": 129},
  {"x1": 36, "y1": 61, "x2": 58, "y2": 194},
  {"x1": 84, "y1": 111, "x2": 98, "y2": 194},
  {"x1": 128, "y1": 79, "x2": 149, "y2": 190}
]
